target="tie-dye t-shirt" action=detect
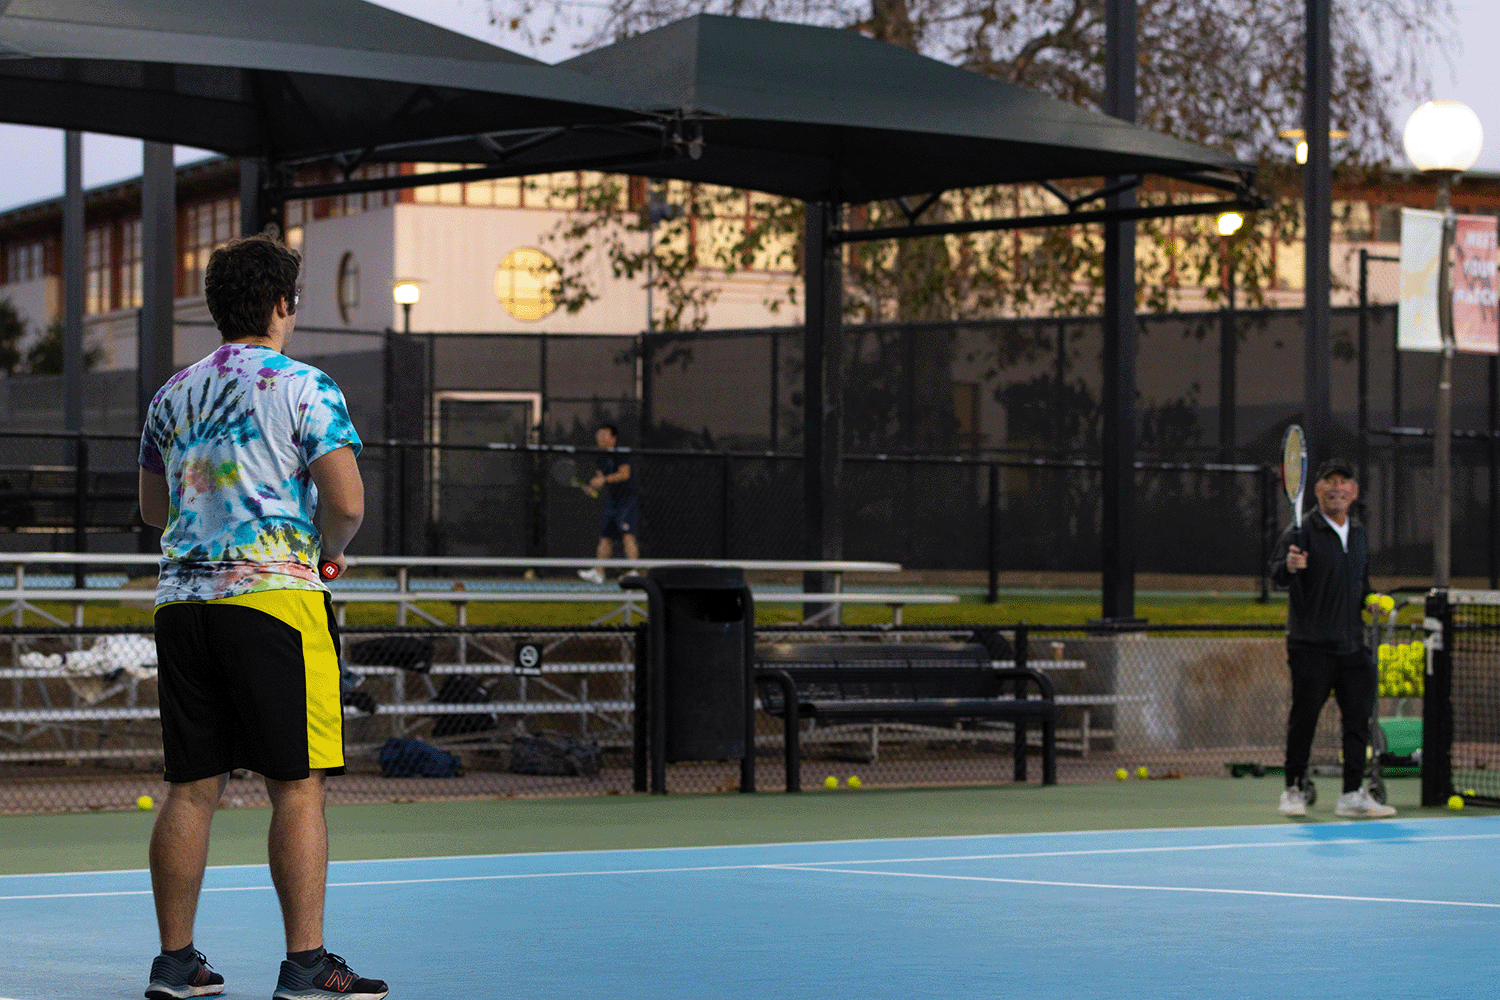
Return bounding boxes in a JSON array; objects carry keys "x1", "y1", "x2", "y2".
[{"x1": 139, "y1": 343, "x2": 361, "y2": 604}]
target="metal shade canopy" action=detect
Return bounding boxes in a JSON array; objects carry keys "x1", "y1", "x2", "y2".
[
  {"x1": 376, "y1": 14, "x2": 1251, "y2": 204},
  {"x1": 0, "y1": 0, "x2": 653, "y2": 163}
]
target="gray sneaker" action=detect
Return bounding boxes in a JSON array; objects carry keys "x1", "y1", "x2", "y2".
[
  {"x1": 272, "y1": 952, "x2": 387, "y2": 1000},
  {"x1": 1335, "y1": 788, "x2": 1397, "y2": 818},
  {"x1": 144, "y1": 949, "x2": 224, "y2": 999},
  {"x1": 1278, "y1": 786, "x2": 1307, "y2": 817}
]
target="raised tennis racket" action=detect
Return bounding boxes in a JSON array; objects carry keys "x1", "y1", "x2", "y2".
[
  {"x1": 1280, "y1": 423, "x2": 1307, "y2": 550},
  {"x1": 551, "y1": 456, "x2": 596, "y2": 496}
]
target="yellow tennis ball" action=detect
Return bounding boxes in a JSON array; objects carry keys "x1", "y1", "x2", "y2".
[
  {"x1": 1136, "y1": 766, "x2": 1149, "y2": 780},
  {"x1": 1448, "y1": 795, "x2": 1465, "y2": 811},
  {"x1": 1379, "y1": 595, "x2": 1395, "y2": 613},
  {"x1": 824, "y1": 775, "x2": 838, "y2": 790},
  {"x1": 1115, "y1": 768, "x2": 1128, "y2": 781},
  {"x1": 136, "y1": 795, "x2": 153, "y2": 811},
  {"x1": 847, "y1": 775, "x2": 862, "y2": 789},
  {"x1": 1465, "y1": 788, "x2": 1477, "y2": 796}
]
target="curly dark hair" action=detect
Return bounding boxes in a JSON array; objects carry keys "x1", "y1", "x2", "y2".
[{"x1": 204, "y1": 235, "x2": 300, "y2": 342}]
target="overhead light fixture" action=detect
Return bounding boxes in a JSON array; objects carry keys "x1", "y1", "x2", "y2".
[{"x1": 1278, "y1": 128, "x2": 1350, "y2": 165}]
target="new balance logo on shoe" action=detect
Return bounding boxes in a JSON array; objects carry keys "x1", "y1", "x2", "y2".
[{"x1": 324, "y1": 971, "x2": 355, "y2": 992}]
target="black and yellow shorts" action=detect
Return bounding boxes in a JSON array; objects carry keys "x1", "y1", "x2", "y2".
[{"x1": 154, "y1": 589, "x2": 345, "y2": 782}]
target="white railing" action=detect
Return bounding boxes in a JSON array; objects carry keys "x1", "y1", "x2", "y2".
[{"x1": 0, "y1": 553, "x2": 954, "y2": 627}]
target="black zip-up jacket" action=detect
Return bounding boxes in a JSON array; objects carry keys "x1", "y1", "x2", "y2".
[{"x1": 1269, "y1": 508, "x2": 1371, "y2": 655}]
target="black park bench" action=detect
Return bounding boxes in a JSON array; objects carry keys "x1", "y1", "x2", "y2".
[{"x1": 754, "y1": 642, "x2": 1057, "y2": 790}]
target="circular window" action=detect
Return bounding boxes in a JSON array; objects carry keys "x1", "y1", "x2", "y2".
[
  {"x1": 336, "y1": 251, "x2": 359, "y2": 324},
  {"x1": 495, "y1": 247, "x2": 560, "y2": 321}
]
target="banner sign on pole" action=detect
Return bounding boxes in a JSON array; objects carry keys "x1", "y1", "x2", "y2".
[
  {"x1": 1399, "y1": 208, "x2": 1443, "y2": 352},
  {"x1": 1399, "y1": 208, "x2": 1500, "y2": 353},
  {"x1": 1451, "y1": 214, "x2": 1499, "y2": 355}
]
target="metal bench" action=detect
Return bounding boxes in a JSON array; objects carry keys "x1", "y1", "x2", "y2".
[{"x1": 754, "y1": 642, "x2": 1058, "y2": 787}]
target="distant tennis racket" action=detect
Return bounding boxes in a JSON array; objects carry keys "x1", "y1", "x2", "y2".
[
  {"x1": 1280, "y1": 424, "x2": 1307, "y2": 550},
  {"x1": 551, "y1": 456, "x2": 596, "y2": 496}
]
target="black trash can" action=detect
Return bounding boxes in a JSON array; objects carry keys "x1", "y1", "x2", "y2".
[{"x1": 625, "y1": 565, "x2": 755, "y2": 793}]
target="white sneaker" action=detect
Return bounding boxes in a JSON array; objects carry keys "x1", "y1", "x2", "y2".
[
  {"x1": 1334, "y1": 788, "x2": 1397, "y2": 818},
  {"x1": 577, "y1": 568, "x2": 605, "y2": 585},
  {"x1": 1278, "y1": 787, "x2": 1307, "y2": 817}
]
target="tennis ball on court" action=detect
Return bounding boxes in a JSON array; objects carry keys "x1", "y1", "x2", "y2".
[
  {"x1": 1136, "y1": 766, "x2": 1149, "y2": 780},
  {"x1": 1379, "y1": 595, "x2": 1395, "y2": 613},
  {"x1": 824, "y1": 775, "x2": 839, "y2": 790},
  {"x1": 1115, "y1": 768, "x2": 1128, "y2": 781},
  {"x1": 136, "y1": 795, "x2": 153, "y2": 811},
  {"x1": 848, "y1": 775, "x2": 862, "y2": 789},
  {"x1": 1448, "y1": 794, "x2": 1465, "y2": 811},
  {"x1": 1465, "y1": 788, "x2": 1477, "y2": 796}
]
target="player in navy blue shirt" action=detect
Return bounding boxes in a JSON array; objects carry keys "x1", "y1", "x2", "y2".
[{"x1": 578, "y1": 424, "x2": 639, "y2": 583}]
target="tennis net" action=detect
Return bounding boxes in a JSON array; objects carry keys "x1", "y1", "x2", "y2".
[{"x1": 1427, "y1": 589, "x2": 1500, "y2": 806}]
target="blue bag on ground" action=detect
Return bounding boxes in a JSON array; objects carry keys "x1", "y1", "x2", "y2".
[{"x1": 378, "y1": 737, "x2": 463, "y2": 778}]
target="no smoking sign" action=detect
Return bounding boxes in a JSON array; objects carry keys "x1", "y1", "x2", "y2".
[{"x1": 515, "y1": 641, "x2": 543, "y2": 676}]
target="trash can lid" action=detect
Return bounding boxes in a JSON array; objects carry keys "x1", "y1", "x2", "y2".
[{"x1": 648, "y1": 564, "x2": 746, "y2": 590}]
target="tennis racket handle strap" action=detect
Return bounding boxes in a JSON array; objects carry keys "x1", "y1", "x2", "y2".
[{"x1": 319, "y1": 559, "x2": 341, "y2": 581}]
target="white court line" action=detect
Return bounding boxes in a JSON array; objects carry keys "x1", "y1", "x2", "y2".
[
  {"x1": 6, "y1": 830, "x2": 1500, "y2": 903},
  {"x1": 0, "y1": 863, "x2": 779, "y2": 901},
  {"x1": 771, "y1": 865, "x2": 1500, "y2": 909},
  {"x1": 766, "y1": 830, "x2": 1500, "y2": 867}
]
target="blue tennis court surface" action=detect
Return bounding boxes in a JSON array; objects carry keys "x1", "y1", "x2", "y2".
[{"x1": 4, "y1": 816, "x2": 1497, "y2": 999}]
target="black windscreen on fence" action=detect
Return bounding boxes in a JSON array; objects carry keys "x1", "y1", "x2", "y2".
[{"x1": 4, "y1": 294, "x2": 1500, "y2": 577}]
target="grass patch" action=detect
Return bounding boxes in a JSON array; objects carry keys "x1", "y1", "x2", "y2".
[{"x1": 21, "y1": 588, "x2": 1424, "y2": 631}]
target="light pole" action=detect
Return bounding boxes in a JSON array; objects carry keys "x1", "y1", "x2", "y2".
[
  {"x1": 1404, "y1": 100, "x2": 1484, "y2": 588},
  {"x1": 1216, "y1": 211, "x2": 1245, "y2": 461},
  {"x1": 392, "y1": 280, "x2": 420, "y2": 335}
]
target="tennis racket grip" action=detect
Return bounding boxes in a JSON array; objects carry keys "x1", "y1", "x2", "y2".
[{"x1": 319, "y1": 559, "x2": 341, "y2": 581}]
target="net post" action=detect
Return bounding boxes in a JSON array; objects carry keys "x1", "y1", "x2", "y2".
[
  {"x1": 986, "y1": 462, "x2": 999, "y2": 604},
  {"x1": 1259, "y1": 464, "x2": 1274, "y2": 603},
  {"x1": 631, "y1": 622, "x2": 649, "y2": 793},
  {"x1": 1421, "y1": 589, "x2": 1453, "y2": 807},
  {"x1": 1013, "y1": 623, "x2": 1029, "y2": 781}
]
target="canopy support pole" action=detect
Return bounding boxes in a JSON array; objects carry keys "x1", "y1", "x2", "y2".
[
  {"x1": 802, "y1": 200, "x2": 844, "y2": 622},
  {"x1": 1101, "y1": 0, "x2": 1138, "y2": 621},
  {"x1": 62, "y1": 131, "x2": 84, "y2": 439},
  {"x1": 1303, "y1": 0, "x2": 1333, "y2": 474},
  {"x1": 137, "y1": 142, "x2": 176, "y2": 422}
]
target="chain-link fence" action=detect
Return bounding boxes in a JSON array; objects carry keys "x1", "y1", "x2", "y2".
[{"x1": 0, "y1": 620, "x2": 1428, "y2": 813}]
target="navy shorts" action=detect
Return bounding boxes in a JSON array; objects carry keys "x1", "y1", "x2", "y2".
[{"x1": 600, "y1": 495, "x2": 639, "y2": 540}]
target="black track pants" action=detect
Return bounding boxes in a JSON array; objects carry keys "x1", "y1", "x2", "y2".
[{"x1": 1284, "y1": 644, "x2": 1375, "y2": 794}]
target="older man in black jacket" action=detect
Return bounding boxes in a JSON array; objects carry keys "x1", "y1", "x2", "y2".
[{"x1": 1269, "y1": 457, "x2": 1395, "y2": 819}]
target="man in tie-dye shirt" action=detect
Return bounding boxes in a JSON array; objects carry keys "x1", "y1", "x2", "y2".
[{"x1": 137, "y1": 235, "x2": 387, "y2": 1000}]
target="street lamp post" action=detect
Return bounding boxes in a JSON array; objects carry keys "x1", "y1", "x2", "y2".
[
  {"x1": 1404, "y1": 100, "x2": 1484, "y2": 588},
  {"x1": 392, "y1": 280, "x2": 420, "y2": 335}
]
